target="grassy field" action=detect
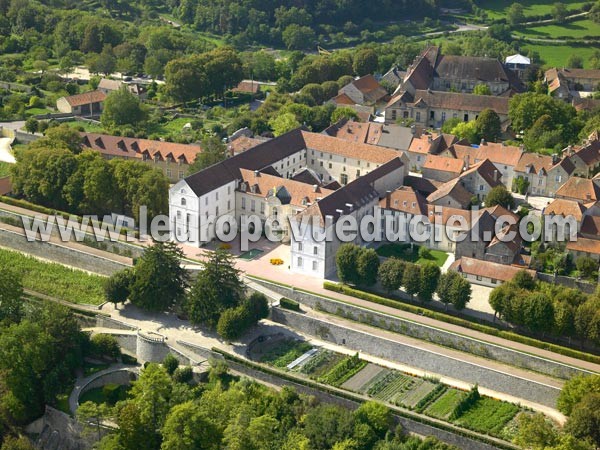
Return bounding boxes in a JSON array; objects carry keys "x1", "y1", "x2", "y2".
[
  {"x1": 64, "y1": 120, "x2": 106, "y2": 133},
  {"x1": 520, "y1": 42, "x2": 600, "y2": 67},
  {"x1": 79, "y1": 385, "x2": 129, "y2": 406},
  {"x1": 516, "y1": 19, "x2": 600, "y2": 39},
  {"x1": 478, "y1": 0, "x2": 588, "y2": 20},
  {"x1": 0, "y1": 161, "x2": 12, "y2": 177},
  {"x1": 376, "y1": 243, "x2": 448, "y2": 267},
  {"x1": 0, "y1": 247, "x2": 106, "y2": 305},
  {"x1": 25, "y1": 107, "x2": 55, "y2": 116}
]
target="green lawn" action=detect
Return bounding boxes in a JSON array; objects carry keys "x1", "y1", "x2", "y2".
[
  {"x1": 64, "y1": 120, "x2": 106, "y2": 133},
  {"x1": 516, "y1": 19, "x2": 600, "y2": 39},
  {"x1": 0, "y1": 161, "x2": 12, "y2": 177},
  {"x1": 79, "y1": 385, "x2": 129, "y2": 406},
  {"x1": 376, "y1": 243, "x2": 448, "y2": 267},
  {"x1": 521, "y1": 42, "x2": 600, "y2": 68},
  {"x1": 25, "y1": 107, "x2": 54, "y2": 117},
  {"x1": 478, "y1": 0, "x2": 588, "y2": 20},
  {"x1": 0, "y1": 247, "x2": 106, "y2": 305},
  {"x1": 83, "y1": 361, "x2": 110, "y2": 377}
]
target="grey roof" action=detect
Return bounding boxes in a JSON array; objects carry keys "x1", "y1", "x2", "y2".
[
  {"x1": 184, "y1": 128, "x2": 306, "y2": 196},
  {"x1": 376, "y1": 124, "x2": 415, "y2": 151}
]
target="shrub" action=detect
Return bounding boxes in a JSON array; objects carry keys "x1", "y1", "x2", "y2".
[
  {"x1": 280, "y1": 297, "x2": 300, "y2": 311},
  {"x1": 418, "y1": 246, "x2": 432, "y2": 260},
  {"x1": 90, "y1": 334, "x2": 121, "y2": 359},
  {"x1": 219, "y1": 243, "x2": 232, "y2": 250},
  {"x1": 270, "y1": 258, "x2": 284, "y2": 265},
  {"x1": 102, "y1": 383, "x2": 122, "y2": 405},
  {"x1": 450, "y1": 385, "x2": 480, "y2": 420},
  {"x1": 163, "y1": 354, "x2": 179, "y2": 375},
  {"x1": 173, "y1": 366, "x2": 194, "y2": 383}
]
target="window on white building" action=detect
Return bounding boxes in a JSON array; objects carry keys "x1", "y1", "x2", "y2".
[
  {"x1": 215, "y1": 191, "x2": 219, "y2": 200},
  {"x1": 297, "y1": 257, "x2": 303, "y2": 267},
  {"x1": 260, "y1": 203, "x2": 265, "y2": 214},
  {"x1": 298, "y1": 243, "x2": 303, "y2": 251},
  {"x1": 181, "y1": 198, "x2": 186, "y2": 206},
  {"x1": 312, "y1": 261, "x2": 318, "y2": 271},
  {"x1": 242, "y1": 198, "x2": 246, "y2": 209},
  {"x1": 313, "y1": 246, "x2": 318, "y2": 255},
  {"x1": 177, "y1": 211, "x2": 181, "y2": 219},
  {"x1": 251, "y1": 200, "x2": 256, "y2": 212}
]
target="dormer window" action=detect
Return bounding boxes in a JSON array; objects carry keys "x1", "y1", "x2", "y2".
[{"x1": 181, "y1": 198, "x2": 186, "y2": 206}]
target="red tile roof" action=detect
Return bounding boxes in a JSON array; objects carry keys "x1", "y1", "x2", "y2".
[
  {"x1": 423, "y1": 155, "x2": 465, "y2": 174},
  {"x1": 81, "y1": 132, "x2": 201, "y2": 164},
  {"x1": 63, "y1": 90, "x2": 106, "y2": 107},
  {"x1": 379, "y1": 186, "x2": 428, "y2": 215},
  {"x1": 239, "y1": 168, "x2": 334, "y2": 207},
  {"x1": 450, "y1": 257, "x2": 536, "y2": 282},
  {"x1": 556, "y1": 177, "x2": 600, "y2": 202},
  {"x1": 567, "y1": 237, "x2": 600, "y2": 255}
]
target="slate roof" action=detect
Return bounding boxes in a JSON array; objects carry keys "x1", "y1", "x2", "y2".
[
  {"x1": 297, "y1": 158, "x2": 404, "y2": 225},
  {"x1": 434, "y1": 55, "x2": 511, "y2": 83}
]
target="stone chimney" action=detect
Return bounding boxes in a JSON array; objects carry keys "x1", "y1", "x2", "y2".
[
  {"x1": 254, "y1": 170, "x2": 260, "y2": 177},
  {"x1": 313, "y1": 184, "x2": 319, "y2": 192},
  {"x1": 480, "y1": 138, "x2": 486, "y2": 146},
  {"x1": 385, "y1": 190, "x2": 392, "y2": 209}
]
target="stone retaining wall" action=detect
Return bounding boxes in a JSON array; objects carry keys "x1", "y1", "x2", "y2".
[
  {"x1": 252, "y1": 278, "x2": 593, "y2": 380},
  {"x1": 96, "y1": 316, "x2": 137, "y2": 331},
  {"x1": 0, "y1": 226, "x2": 129, "y2": 276},
  {"x1": 271, "y1": 307, "x2": 560, "y2": 408},
  {"x1": 78, "y1": 369, "x2": 137, "y2": 403}
]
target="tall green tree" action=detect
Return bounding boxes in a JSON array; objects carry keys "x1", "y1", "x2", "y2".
[
  {"x1": 336, "y1": 244, "x2": 361, "y2": 285},
  {"x1": 565, "y1": 393, "x2": 600, "y2": 447},
  {"x1": 402, "y1": 263, "x2": 421, "y2": 300},
  {"x1": 103, "y1": 268, "x2": 133, "y2": 308},
  {"x1": 129, "y1": 364, "x2": 172, "y2": 447},
  {"x1": 357, "y1": 248, "x2": 380, "y2": 287},
  {"x1": 484, "y1": 185, "x2": 515, "y2": 209},
  {"x1": 352, "y1": 48, "x2": 378, "y2": 76},
  {"x1": 378, "y1": 258, "x2": 405, "y2": 294},
  {"x1": 101, "y1": 86, "x2": 147, "y2": 128},
  {"x1": 129, "y1": 241, "x2": 188, "y2": 312},
  {"x1": 161, "y1": 401, "x2": 221, "y2": 450},
  {"x1": 186, "y1": 249, "x2": 244, "y2": 327},
  {"x1": 419, "y1": 262, "x2": 440, "y2": 302},
  {"x1": 476, "y1": 108, "x2": 501, "y2": 142},
  {"x1": 187, "y1": 136, "x2": 228, "y2": 174}
]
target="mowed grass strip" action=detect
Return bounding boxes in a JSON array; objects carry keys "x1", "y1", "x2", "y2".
[
  {"x1": 517, "y1": 19, "x2": 600, "y2": 39},
  {"x1": 0, "y1": 247, "x2": 106, "y2": 305},
  {"x1": 480, "y1": 0, "x2": 587, "y2": 19}
]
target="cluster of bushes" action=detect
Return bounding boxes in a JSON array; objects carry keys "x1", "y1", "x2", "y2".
[
  {"x1": 280, "y1": 297, "x2": 301, "y2": 311},
  {"x1": 320, "y1": 280, "x2": 600, "y2": 364},
  {"x1": 89, "y1": 334, "x2": 121, "y2": 360},
  {"x1": 489, "y1": 270, "x2": 600, "y2": 345},
  {"x1": 336, "y1": 243, "x2": 471, "y2": 309},
  {"x1": 11, "y1": 125, "x2": 169, "y2": 220},
  {"x1": 162, "y1": 354, "x2": 194, "y2": 384},
  {"x1": 216, "y1": 292, "x2": 270, "y2": 341}
]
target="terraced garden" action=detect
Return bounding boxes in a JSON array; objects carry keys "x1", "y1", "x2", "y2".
[{"x1": 257, "y1": 339, "x2": 525, "y2": 439}]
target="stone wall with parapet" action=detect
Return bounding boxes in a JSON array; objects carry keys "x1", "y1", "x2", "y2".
[
  {"x1": 251, "y1": 277, "x2": 593, "y2": 380},
  {"x1": 271, "y1": 307, "x2": 560, "y2": 408},
  {"x1": 0, "y1": 226, "x2": 129, "y2": 276}
]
